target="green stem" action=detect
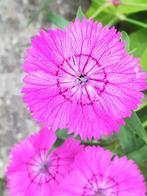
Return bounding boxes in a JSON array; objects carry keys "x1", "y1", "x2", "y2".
[
  {"x1": 81, "y1": 140, "x2": 100, "y2": 146},
  {"x1": 124, "y1": 17, "x2": 147, "y2": 29},
  {"x1": 90, "y1": 3, "x2": 111, "y2": 19},
  {"x1": 117, "y1": 13, "x2": 147, "y2": 29},
  {"x1": 122, "y1": 2, "x2": 147, "y2": 8}
]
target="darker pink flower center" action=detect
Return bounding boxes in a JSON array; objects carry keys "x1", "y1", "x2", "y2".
[
  {"x1": 83, "y1": 174, "x2": 118, "y2": 196},
  {"x1": 27, "y1": 150, "x2": 60, "y2": 185},
  {"x1": 57, "y1": 54, "x2": 108, "y2": 105},
  {"x1": 78, "y1": 74, "x2": 88, "y2": 85}
]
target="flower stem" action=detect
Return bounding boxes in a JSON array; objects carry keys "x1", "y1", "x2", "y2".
[
  {"x1": 90, "y1": 3, "x2": 111, "y2": 19},
  {"x1": 122, "y1": 2, "x2": 147, "y2": 8},
  {"x1": 117, "y1": 13, "x2": 147, "y2": 29},
  {"x1": 124, "y1": 17, "x2": 147, "y2": 29}
]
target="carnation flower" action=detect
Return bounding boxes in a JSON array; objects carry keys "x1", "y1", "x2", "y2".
[
  {"x1": 59, "y1": 146, "x2": 146, "y2": 196},
  {"x1": 22, "y1": 18, "x2": 147, "y2": 140},
  {"x1": 6, "y1": 127, "x2": 82, "y2": 196}
]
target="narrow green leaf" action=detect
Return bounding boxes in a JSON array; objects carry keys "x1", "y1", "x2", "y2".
[
  {"x1": 129, "y1": 48, "x2": 137, "y2": 54},
  {"x1": 117, "y1": 126, "x2": 144, "y2": 153},
  {"x1": 47, "y1": 12, "x2": 69, "y2": 28},
  {"x1": 121, "y1": 31, "x2": 130, "y2": 50},
  {"x1": 76, "y1": 7, "x2": 85, "y2": 21},
  {"x1": 125, "y1": 112, "x2": 147, "y2": 143},
  {"x1": 127, "y1": 145, "x2": 147, "y2": 164}
]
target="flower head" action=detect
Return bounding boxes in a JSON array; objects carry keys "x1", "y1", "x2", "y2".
[
  {"x1": 6, "y1": 127, "x2": 82, "y2": 196},
  {"x1": 59, "y1": 146, "x2": 146, "y2": 196},
  {"x1": 22, "y1": 18, "x2": 147, "y2": 140}
]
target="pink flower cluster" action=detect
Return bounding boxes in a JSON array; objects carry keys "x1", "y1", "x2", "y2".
[
  {"x1": 7, "y1": 127, "x2": 146, "y2": 196},
  {"x1": 6, "y1": 18, "x2": 147, "y2": 195}
]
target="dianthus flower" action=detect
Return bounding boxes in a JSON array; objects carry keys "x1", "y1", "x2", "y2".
[
  {"x1": 22, "y1": 18, "x2": 147, "y2": 139},
  {"x1": 6, "y1": 127, "x2": 82, "y2": 196},
  {"x1": 59, "y1": 146, "x2": 146, "y2": 196}
]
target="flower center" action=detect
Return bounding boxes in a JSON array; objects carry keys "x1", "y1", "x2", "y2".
[
  {"x1": 78, "y1": 74, "x2": 88, "y2": 85},
  {"x1": 95, "y1": 188, "x2": 111, "y2": 196},
  {"x1": 39, "y1": 161, "x2": 50, "y2": 174},
  {"x1": 27, "y1": 151, "x2": 60, "y2": 185},
  {"x1": 57, "y1": 54, "x2": 108, "y2": 105},
  {"x1": 83, "y1": 175, "x2": 118, "y2": 196},
  {"x1": 27, "y1": 149, "x2": 52, "y2": 184}
]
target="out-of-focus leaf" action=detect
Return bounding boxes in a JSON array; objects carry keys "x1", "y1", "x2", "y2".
[
  {"x1": 138, "y1": 100, "x2": 147, "y2": 111},
  {"x1": 117, "y1": 126, "x2": 144, "y2": 153},
  {"x1": 47, "y1": 12, "x2": 69, "y2": 28},
  {"x1": 118, "y1": 0, "x2": 147, "y2": 14},
  {"x1": 125, "y1": 112, "x2": 147, "y2": 143},
  {"x1": 95, "y1": 12, "x2": 116, "y2": 25},
  {"x1": 127, "y1": 145, "x2": 147, "y2": 164},
  {"x1": 130, "y1": 29, "x2": 147, "y2": 57},
  {"x1": 129, "y1": 48, "x2": 137, "y2": 55},
  {"x1": 87, "y1": 0, "x2": 147, "y2": 21},
  {"x1": 86, "y1": 0, "x2": 116, "y2": 25},
  {"x1": 141, "y1": 48, "x2": 147, "y2": 71},
  {"x1": 130, "y1": 29, "x2": 147, "y2": 70},
  {"x1": 139, "y1": 164, "x2": 147, "y2": 180},
  {"x1": 121, "y1": 31, "x2": 130, "y2": 50},
  {"x1": 76, "y1": 7, "x2": 85, "y2": 21},
  {"x1": 137, "y1": 105, "x2": 147, "y2": 125}
]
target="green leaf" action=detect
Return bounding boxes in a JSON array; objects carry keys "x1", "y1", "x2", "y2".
[
  {"x1": 86, "y1": 0, "x2": 116, "y2": 25},
  {"x1": 139, "y1": 164, "x2": 147, "y2": 180},
  {"x1": 47, "y1": 12, "x2": 69, "y2": 28},
  {"x1": 121, "y1": 31, "x2": 130, "y2": 50},
  {"x1": 77, "y1": 7, "x2": 85, "y2": 21},
  {"x1": 130, "y1": 29, "x2": 147, "y2": 57},
  {"x1": 130, "y1": 29, "x2": 147, "y2": 69},
  {"x1": 118, "y1": 0, "x2": 147, "y2": 14},
  {"x1": 56, "y1": 128, "x2": 72, "y2": 139},
  {"x1": 129, "y1": 48, "x2": 137, "y2": 55},
  {"x1": 117, "y1": 126, "x2": 144, "y2": 153},
  {"x1": 140, "y1": 48, "x2": 147, "y2": 71},
  {"x1": 125, "y1": 112, "x2": 147, "y2": 143},
  {"x1": 127, "y1": 145, "x2": 147, "y2": 164},
  {"x1": 137, "y1": 105, "x2": 147, "y2": 126}
]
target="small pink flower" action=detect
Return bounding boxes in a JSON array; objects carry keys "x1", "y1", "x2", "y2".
[
  {"x1": 59, "y1": 146, "x2": 146, "y2": 196},
  {"x1": 6, "y1": 127, "x2": 82, "y2": 196},
  {"x1": 22, "y1": 18, "x2": 147, "y2": 140},
  {"x1": 109, "y1": 0, "x2": 121, "y2": 6}
]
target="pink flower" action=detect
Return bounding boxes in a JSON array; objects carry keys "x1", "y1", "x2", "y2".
[
  {"x1": 59, "y1": 146, "x2": 146, "y2": 196},
  {"x1": 6, "y1": 127, "x2": 82, "y2": 196},
  {"x1": 22, "y1": 18, "x2": 147, "y2": 140}
]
